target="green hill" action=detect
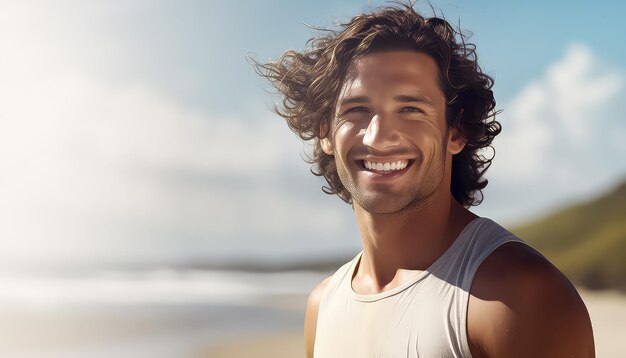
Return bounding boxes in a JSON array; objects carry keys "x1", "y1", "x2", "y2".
[{"x1": 509, "y1": 180, "x2": 626, "y2": 291}]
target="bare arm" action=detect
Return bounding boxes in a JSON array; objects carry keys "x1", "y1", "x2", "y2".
[
  {"x1": 304, "y1": 276, "x2": 332, "y2": 358},
  {"x1": 468, "y1": 242, "x2": 595, "y2": 358}
]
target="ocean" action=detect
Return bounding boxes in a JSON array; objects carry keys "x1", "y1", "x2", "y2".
[{"x1": 0, "y1": 269, "x2": 329, "y2": 357}]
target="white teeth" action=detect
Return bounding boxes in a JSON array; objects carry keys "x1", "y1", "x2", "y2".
[{"x1": 363, "y1": 160, "x2": 409, "y2": 172}]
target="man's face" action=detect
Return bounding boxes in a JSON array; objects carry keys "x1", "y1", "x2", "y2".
[{"x1": 321, "y1": 50, "x2": 465, "y2": 214}]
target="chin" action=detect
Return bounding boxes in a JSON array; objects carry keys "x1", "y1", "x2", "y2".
[{"x1": 354, "y1": 193, "x2": 416, "y2": 215}]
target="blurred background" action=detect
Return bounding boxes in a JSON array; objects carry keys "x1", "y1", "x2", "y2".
[{"x1": 0, "y1": 0, "x2": 624, "y2": 357}]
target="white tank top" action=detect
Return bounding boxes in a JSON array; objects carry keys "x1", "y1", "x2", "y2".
[{"x1": 313, "y1": 217, "x2": 529, "y2": 358}]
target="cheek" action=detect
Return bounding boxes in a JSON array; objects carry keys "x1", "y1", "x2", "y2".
[
  {"x1": 333, "y1": 121, "x2": 361, "y2": 153},
  {"x1": 335, "y1": 121, "x2": 356, "y2": 137},
  {"x1": 408, "y1": 121, "x2": 444, "y2": 149}
]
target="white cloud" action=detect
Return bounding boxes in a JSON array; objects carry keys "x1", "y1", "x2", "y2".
[
  {"x1": 0, "y1": 2, "x2": 355, "y2": 270},
  {"x1": 478, "y1": 43, "x2": 626, "y2": 224},
  {"x1": 548, "y1": 44, "x2": 623, "y2": 143},
  {"x1": 0, "y1": 70, "x2": 350, "y2": 268}
]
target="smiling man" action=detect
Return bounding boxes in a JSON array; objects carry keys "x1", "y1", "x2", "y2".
[{"x1": 256, "y1": 4, "x2": 594, "y2": 358}]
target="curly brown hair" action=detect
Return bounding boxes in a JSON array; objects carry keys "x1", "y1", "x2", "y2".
[{"x1": 253, "y1": 3, "x2": 501, "y2": 207}]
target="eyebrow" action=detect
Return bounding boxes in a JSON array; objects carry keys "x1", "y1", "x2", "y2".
[
  {"x1": 339, "y1": 96, "x2": 370, "y2": 106},
  {"x1": 394, "y1": 95, "x2": 434, "y2": 106},
  {"x1": 338, "y1": 95, "x2": 434, "y2": 107}
]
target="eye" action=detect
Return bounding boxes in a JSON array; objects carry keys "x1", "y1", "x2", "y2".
[
  {"x1": 400, "y1": 106, "x2": 425, "y2": 114},
  {"x1": 343, "y1": 106, "x2": 370, "y2": 115}
]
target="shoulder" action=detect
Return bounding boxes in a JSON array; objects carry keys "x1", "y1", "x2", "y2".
[
  {"x1": 304, "y1": 275, "x2": 333, "y2": 358},
  {"x1": 467, "y1": 241, "x2": 595, "y2": 358}
]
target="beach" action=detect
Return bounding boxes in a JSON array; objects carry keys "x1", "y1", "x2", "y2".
[
  {"x1": 201, "y1": 289, "x2": 626, "y2": 358},
  {"x1": 1, "y1": 269, "x2": 624, "y2": 358},
  {"x1": 0, "y1": 270, "x2": 317, "y2": 358}
]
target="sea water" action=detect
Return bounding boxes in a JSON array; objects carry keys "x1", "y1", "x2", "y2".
[{"x1": 0, "y1": 269, "x2": 329, "y2": 357}]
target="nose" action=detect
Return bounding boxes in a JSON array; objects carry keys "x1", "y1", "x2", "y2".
[{"x1": 362, "y1": 113, "x2": 401, "y2": 150}]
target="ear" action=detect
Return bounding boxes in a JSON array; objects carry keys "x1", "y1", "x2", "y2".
[
  {"x1": 320, "y1": 137, "x2": 334, "y2": 155},
  {"x1": 447, "y1": 124, "x2": 466, "y2": 155},
  {"x1": 320, "y1": 121, "x2": 334, "y2": 155}
]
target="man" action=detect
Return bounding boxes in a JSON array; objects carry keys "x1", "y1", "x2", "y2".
[{"x1": 256, "y1": 4, "x2": 594, "y2": 357}]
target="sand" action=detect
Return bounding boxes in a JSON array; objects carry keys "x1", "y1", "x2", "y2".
[
  {"x1": 1, "y1": 288, "x2": 622, "y2": 357},
  {"x1": 581, "y1": 289, "x2": 626, "y2": 357},
  {"x1": 200, "y1": 288, "x2": 626, "y2": 358},
  {"x1": 199, "y1": 331, "x2": 304, "y2": 358}
]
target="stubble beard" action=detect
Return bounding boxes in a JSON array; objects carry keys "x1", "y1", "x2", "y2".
[{"x1": 338, "y1": 138, "x2": 450, "y2": 216}]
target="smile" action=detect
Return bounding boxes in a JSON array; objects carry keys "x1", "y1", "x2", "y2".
[{"x1": 359, "y1": 159, "x2": 414, "y2": 174}]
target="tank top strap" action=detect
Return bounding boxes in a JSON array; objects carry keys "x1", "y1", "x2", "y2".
[
  {"x1": 429, "y1": 217, "x2": 528, "y2": 292},
  {"x1": 318, "y1": 250, "x2": 362, "y2": 307}
]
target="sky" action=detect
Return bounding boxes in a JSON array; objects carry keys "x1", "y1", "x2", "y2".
[{"x1": 1, "y1": 0, "x2": 624, "y2": 271}]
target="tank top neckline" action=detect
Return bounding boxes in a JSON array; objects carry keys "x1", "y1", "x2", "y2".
[{"x1": 347, "y1": 216, "x2": 487, "y2": 302}]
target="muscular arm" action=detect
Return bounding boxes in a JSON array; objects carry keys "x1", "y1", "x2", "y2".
[
  {"x1": 304, "y1": 276, "x2": 332, "y2": 358},
  {"x1": 468, "y1": 242, "x2": 595, "y2": 358}
]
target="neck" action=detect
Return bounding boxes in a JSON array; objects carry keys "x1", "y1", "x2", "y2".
[{"x1": 352, "y1": 189, "x2": 477, "y2": 291}]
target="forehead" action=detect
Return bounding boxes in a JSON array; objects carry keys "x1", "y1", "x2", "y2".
[{"x1": 340, "y1": 50, "x2": 443, "y2": 98}]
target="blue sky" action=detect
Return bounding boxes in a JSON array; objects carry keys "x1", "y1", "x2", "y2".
[
  {"x1": 83, "y1": 0, "x2": 626, "y2": 113},
  {"x1": 0, "y1": 1, "x2": 624, "y2": 270}
]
